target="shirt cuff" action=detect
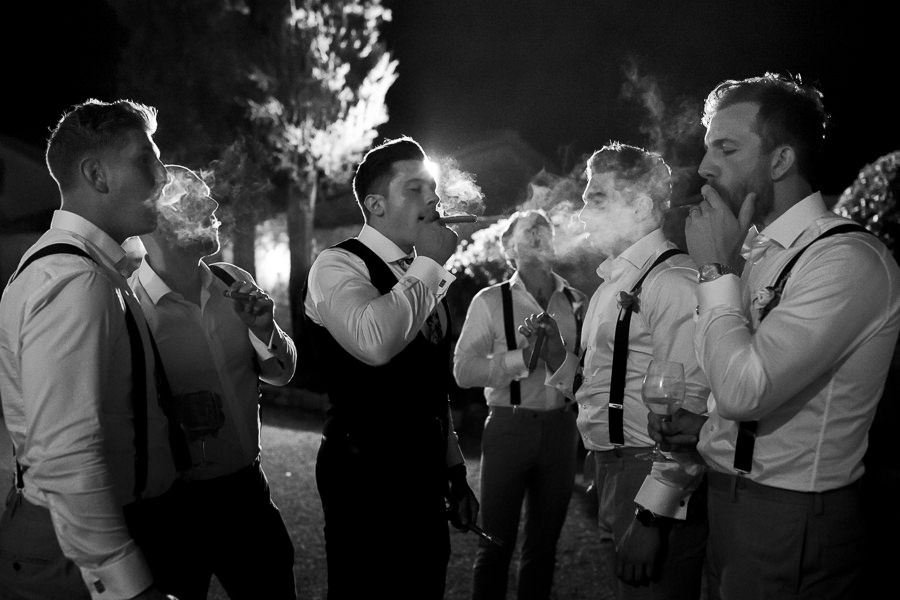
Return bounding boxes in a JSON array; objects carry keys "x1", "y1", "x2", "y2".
[
  {"x1": 248, "y1": 327, "x2": 277, "y2": 359},
  {"x1": 697, "y1": 273, "x2": 741, "y2": 314},
  {"x1": 80, "y1": 544, "x2": 154, "y2": 600},
  {"x1": 545, "y1": 351, "x2": 579, "y2": 399},
  {"x1": 407, "y1": 257, "x2": 456, "y2": 300},
  {"x1": 503, "y1": 349, "x2": 529, "y2": 380},
  {"x1": 634, "y1": 472, "x2": 691, "y2": 520}
]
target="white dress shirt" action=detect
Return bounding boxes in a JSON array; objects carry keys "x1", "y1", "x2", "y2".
[
  {"x1": 641, "y1": 192, "x2": 900, "y2": 517},
  {"x1": 696, "y1": 192, "x2": 900, "y2": 491},
  {"x1": 304, "y1": 224, "x2": 455, "y2": 366},
  {"x1": 304, "y1": 224, "x2": 464, "y2": 466},
  {"x1": 453, "y1": 270, "x2": 586, "y2": 410},
  {"x1": 128, "y1": 259, "x2": 297, "y2": 480},
  {"x1": 546, "y1": 228, "x2": 709, "y2": 451},
  {"x1": 0, "y1": 210, "x2": 177, "y2": 599}
]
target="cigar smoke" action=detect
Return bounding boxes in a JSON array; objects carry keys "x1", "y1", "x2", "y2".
[
  {"x1": 156, "y1": 165, "x2": 220, "y2": 253},
  {"x1": 434, "y1": 156, "x2": 485, "y2": 218}
]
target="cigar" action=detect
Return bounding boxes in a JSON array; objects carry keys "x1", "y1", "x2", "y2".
[
  {"x1": 527, "y1": 328, "x2": 547, "y2": 371},
  {"x1": 223, "y1": 290, "x2": 254, "y2": 301},
  {"x1": 469, "y1": 523, "x2": 504, "y2": 547},
  {"x1": 438, "y1": 214, "x2": 478, "y2": 225}
]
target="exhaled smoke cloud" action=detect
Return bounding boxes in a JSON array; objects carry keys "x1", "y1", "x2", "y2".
[
  {"x1": 434, "y1": 156, "x2": 485, "y2": 217},
  {"x1": 157, "y1": 165, "x2": 219, "y2": 248},
  {"x1": 205, "y1": 137, "x2": 274, "y2": 248},
  {"x1": 620, "y1": 56, "x2": 705, "y2": 208}
]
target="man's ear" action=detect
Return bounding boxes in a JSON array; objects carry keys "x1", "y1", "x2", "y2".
[
  {"x1": 80, "y1": 157, "x2": 109, "y2": 193},
  {"x1": 770, "y1": 145, "x2": 796, "y2": 181},
  {"x1": 364, "y1": 193, "x2": 386, "y2": 217},
  {"x1": 633, "y1": 194, "x2": 654, "y2": 220}
]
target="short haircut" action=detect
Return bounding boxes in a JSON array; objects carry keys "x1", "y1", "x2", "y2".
[
  {"x1": 587, "y1": 141, "x2": 672, "y2": 211},
  {"x1": 45, "y1": 98, "x2": 158, "y2": 192},
  {"x1": 702, "y1": 72, "x2": 828, "y2": 186},
  {"x1": 352, "y1": 136, "x2": 427, "y2": 218},
  {"x1": 500, "y1": 209, "x2": 553, "y2": 251}
]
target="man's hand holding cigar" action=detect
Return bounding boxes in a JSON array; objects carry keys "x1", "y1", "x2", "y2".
[
  {"x1": 518, "y1": 311, "x2": 568, "y2": 374},
  {"x1": 223, "y1": 280, "x2": 276, "y2": 344}
]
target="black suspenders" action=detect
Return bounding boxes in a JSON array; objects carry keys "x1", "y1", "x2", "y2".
[
  {"x1": 608, "y1": 248, "x2": 685, "y2": 445},
  {"x1": 7, "y1": 244, "x2": 190, "y2": 497},
  {"x1": 733, "y1": 223, "x2": 869, "y2": 473},
  {"x1": 500, "y1": 281, "x2": 583, "y2": 405}
]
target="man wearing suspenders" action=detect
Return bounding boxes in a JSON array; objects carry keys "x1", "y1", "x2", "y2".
[
  {"x1": 652, "y1": 73, "x2": 900, "y2": 599},
  {"x1": 454, "y1": 209, "x2": 586, "y2": 600},
  {"x1": 0, "y1": 100, "x2": 190, "y2": 600},
  {"x1": 523, "y1": 143, "x2": 710, "y2": 600}
]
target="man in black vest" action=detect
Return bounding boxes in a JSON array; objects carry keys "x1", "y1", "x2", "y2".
[{"x1": 303, "y1": 136, "x2": 478, "y2": 599}]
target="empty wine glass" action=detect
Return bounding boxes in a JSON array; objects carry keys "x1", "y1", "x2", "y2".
[{"x1": 637, "y1": 360, "x2": 685, "y2": 462}]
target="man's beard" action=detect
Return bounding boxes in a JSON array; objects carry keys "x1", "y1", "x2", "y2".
[{"x1": 715, "y1": 165, "x2": 775, "y2": 227}]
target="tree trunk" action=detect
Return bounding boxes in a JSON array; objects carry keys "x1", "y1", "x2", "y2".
[
  {"x1": 230, "y1": 220, "x2": 257, "y2": 279},
  {"x1": 286, "y1": 168, "x2": 318, "y2": 344}
]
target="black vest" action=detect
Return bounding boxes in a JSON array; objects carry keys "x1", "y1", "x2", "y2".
[{"x1": 308, "y1": 239, "x2": 453, "y2": 468}]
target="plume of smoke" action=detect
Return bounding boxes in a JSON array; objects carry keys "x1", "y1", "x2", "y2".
[
  {"x1": 433, "y1": 156, "x2": 485, "y2": 217},
  {"x1": 205, "y1": 137, "x2": 275, "y2": 249},
  {"x1": 156, "y1": 165, "x2": 219, "y2": 247},
  {"x1": 619, "y1": 56, "x2": 705, "y2": 207}
]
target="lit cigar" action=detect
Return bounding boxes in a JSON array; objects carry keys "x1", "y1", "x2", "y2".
[
  {"x1": 223, "y1": 290, "x2": 254, "y2": 301},
  {"x1": 469, "y1": 523, "x2": 504, "y2": 547},
  {"x1": 528, "y1": 328, "x2": 547, "y2": 371},
  {"x1": 438, "y1": 214, "x2": 478, "y2": 225}
]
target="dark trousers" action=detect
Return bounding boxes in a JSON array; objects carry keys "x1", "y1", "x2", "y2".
[
  {"x1": 316, "y1": 433, "x2": 450, "y2": 600},
  {"x1": 173, "y1": 458, "x2": 296, "y2": 600},
  {"x1": 0, "y1": 481, "x2": 195, "y2": 600},
  {"x1": 0, "y1": 487, "x2": 90, "y2": 600},
  {"x1": 593, "y1": 448, "x2": 709, "y2": 600},
  {"x1": 706, "y1": 471, "x2": 864, "y2": 600},
  {"x1": 472, "y1": 405, "x2": 579, "y2": 600}
]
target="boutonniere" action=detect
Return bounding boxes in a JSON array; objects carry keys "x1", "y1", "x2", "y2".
[
  {"x1": 617, "y1": 290, "x2": 640, "y2": 313},
  {"x1": 752, "y1": 282, "x2": 785, "y2": 319}
]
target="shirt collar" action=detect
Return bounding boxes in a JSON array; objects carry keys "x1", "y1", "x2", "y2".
[
  {"x1": 136, "y1": 257, "x2": 172, "y2": 305},
  {"x1": 597, "y1": 227, "x2": 667, "y2": 281},
  {"x1": 50, "y1": 209, "x2": 127, "y2": 269},
  {"x1": 509, "y1": 269, "x2": 567, "y2": 294},
  {"x1": 358, "y1": 224, "x2": 413, "y2": 264},
  {"x1": 137, "y1": 258, "x2": 216, "y2": 306},
  {"x1": 760, "y1": 192, "x2": 827, "y2": 249}
]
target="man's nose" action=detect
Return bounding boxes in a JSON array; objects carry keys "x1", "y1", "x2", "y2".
[{"x1": 698, "y1": 152, "x2": 715, "y2": 180}]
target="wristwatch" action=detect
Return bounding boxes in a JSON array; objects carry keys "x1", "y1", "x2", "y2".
[
  {"x1": 634, "y1": 506, "x2": 660, "y2": 527},
  {"x1": 698, "y1": 262, "x2": 738, "y2": 283}
]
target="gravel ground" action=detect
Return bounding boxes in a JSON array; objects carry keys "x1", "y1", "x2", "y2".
[{"x1": 208, "y1": 401, "x2": 616, "y2": 600}]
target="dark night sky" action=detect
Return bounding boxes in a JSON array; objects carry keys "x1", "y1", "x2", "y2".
[{"x1": 2, "y1": 0, "x2": 896, "y2": 200}]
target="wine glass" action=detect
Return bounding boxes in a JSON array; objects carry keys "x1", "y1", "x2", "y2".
[
  {"x1": 176, "y1": 391, "x2": 225, "y2": 467},
  {"x1": 637, "y1": 360, "x2": 685, "y2": 462}
]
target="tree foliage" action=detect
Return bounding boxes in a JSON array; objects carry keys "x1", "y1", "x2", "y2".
[{"x1": 109, "y1": 0, "x2": 398, "y2": 345}]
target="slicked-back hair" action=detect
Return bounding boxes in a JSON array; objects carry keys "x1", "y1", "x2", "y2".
[
  {"x1": 702, "y1": 72, "x2": 828, "y2": 187},
  {"x1": 500, "y1": 209, "x2": 553, "y2": 251},
  {"x1": 500, "y1": 209, "x2": 553, "y2": 269},
  {"x1": 587, "y1": 141, "x2": 672, "y2": 212},
  {"x1": 352, "y1": 136, "x2": 427, "y2": 219},
  {"x1": 45, "y1": 98, "x2": 158, "y2": 192}
]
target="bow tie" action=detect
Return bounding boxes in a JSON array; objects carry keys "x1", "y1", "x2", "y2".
[{"x1": 740, "y1": 227, "x2": 778, "y2": 264}]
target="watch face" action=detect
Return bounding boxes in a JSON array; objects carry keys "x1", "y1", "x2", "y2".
[{"x1": 636, "y1": 508, "x2": 657, "y2": 526}]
